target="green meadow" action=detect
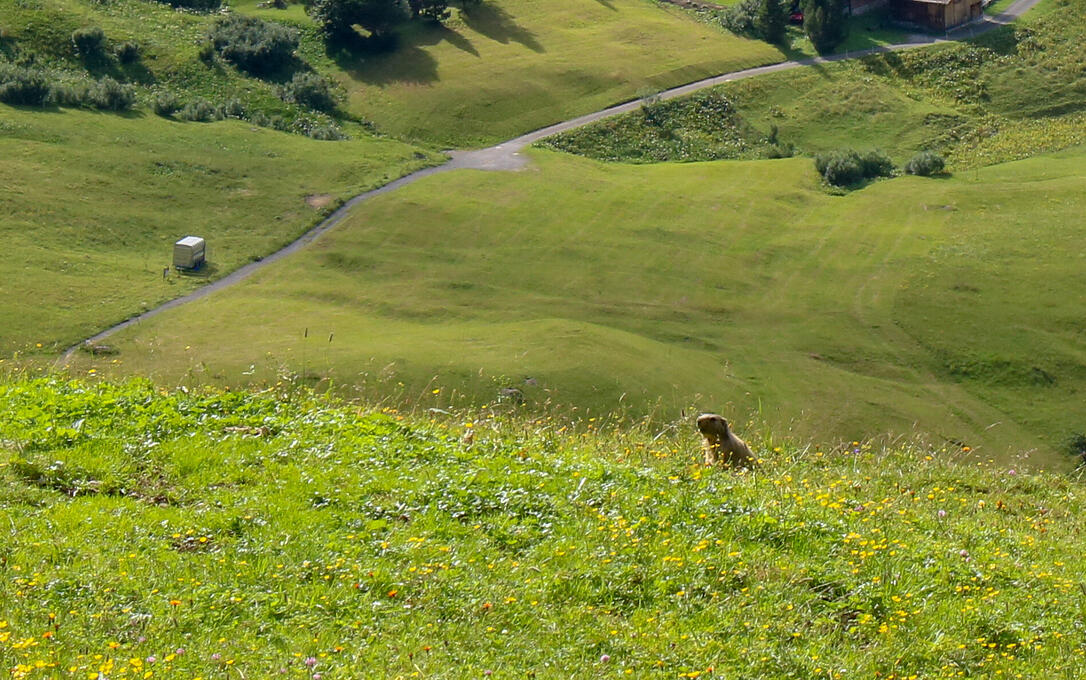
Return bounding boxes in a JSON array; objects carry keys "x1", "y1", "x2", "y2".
[
  {"x1": 64, "y1": 147, "x2": 1086, "y2": 463},
  {"x1": 310, "y1": 0, "x2": 784, "y2": 147},
  {"x1": 544, "y1": 6, "x2": 1086, "y2": 167},
  {"x1": 0, "y1": 106, "x2": 436, "y2": 354},
  {"x1": 3, "y1": 377, "x2": 1086, "y2": 679}
]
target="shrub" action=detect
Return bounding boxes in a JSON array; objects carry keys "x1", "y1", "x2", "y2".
[
  {"x1": 48, "y1": 83, "x2": 84, "y2": 107},
  {"x1": 764, "y1": 142, "x2": 795, "y2": 159},
  {"x1": 814, "y1": 148, "x2": 895, "y2": 186},
  {"x1": 156, "y1": 0, "x2": 222, "y2": 11},
  {"x1": 71, "y1": 26, "x2": 108, "y2": 61},
  {"x1": 905, "y1": 150, "x2": 946, "y2": 176},
  {"x1": 815, "y1": 149, "x2": 865, "y2": 186},
  {"x1": 717, "y1": 0, "x2": 760, "y2": 38},
  {"x1": 85, "y1": 76, "x2": 135, "y2": 111},
  {"x1": 197, "y1": 42, "x2": 216, "y2": 66},
  {"x1": 281, "y1": 71, "x2": 337, "y2": 112},
  {"x1": 1067, "y1": 433, "x2": 1086, "y2": 459},
  {"x1": 179, "y1": 98, "x2": 218, "y2": 122},
  {"x1": 0, "y1": 64, "x2": 51, "y2": 105},
  {"x1": 408, "y1": 0, "x2": 450, "y2": 22},
  {"x1": 152, "y1": 92, "x2": 182, "y2": 116},
  {"x1": 115, "y1": 42, "x2": 140, "y2": 64},
  {"x1": 305, "y1": 123, "x2": 347, "y2": 140},
  {"x1": 209, "y1": 15, "x2": 299, "y2": 77},
  {"x1": 860, "y1": 149, "x2": 895, "y2": 178},
  {"x1": 219, "y1": 98, "x2": 246, "y2": 119}
]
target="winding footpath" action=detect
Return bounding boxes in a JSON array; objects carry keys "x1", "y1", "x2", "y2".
[{"x1": 62, "y1": 0, "x2": 1040, "y2": 361}]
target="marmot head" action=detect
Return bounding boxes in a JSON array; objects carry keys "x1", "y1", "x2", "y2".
[{"x1": 696, "y1": 413, "x2": 729, "y2": 438}]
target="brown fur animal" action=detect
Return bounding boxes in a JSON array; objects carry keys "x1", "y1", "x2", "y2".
[{"x1": 696, "y1": 413, "x2": 756, "y2": 468}]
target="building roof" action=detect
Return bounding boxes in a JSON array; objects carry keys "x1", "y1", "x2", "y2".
[{"x1": 175, "y1": 236, "x2": 205, "y2": 247}]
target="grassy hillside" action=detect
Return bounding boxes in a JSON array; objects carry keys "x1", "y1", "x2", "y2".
[
  {"x1": 1, "y1": 377, "x2": 1085, "y2": 679},
  {"x1": 0, "y1": 0, "x2": 788, "y2": 355},
  {"x1": 62, "y1": 147, "x2": 1086, "y2": 463},
  {"x1": 0, "y1": 105, "x2": 436, "y2": 354},
  {"x1": 542, "y1": 5, "x2": 1086, "y2": 166},
  {"x1": 306, "y1": 0, "x2": 785, "y2": 147}
]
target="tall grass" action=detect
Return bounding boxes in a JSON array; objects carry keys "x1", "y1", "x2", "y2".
[{"x1": 2, "y1": 377, "x2": 1085, "y2": 678}]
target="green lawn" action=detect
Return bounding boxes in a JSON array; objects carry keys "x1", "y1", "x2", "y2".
[
  {"x1": 2, "y1": 377, "x2": 1086, "y2": 679},
  {"x1": 62, "y1": 147, "x2": 1086, "y2": 463},
  {"x1": 0, "y1": 105, "x2": 437, "y2": 355}
]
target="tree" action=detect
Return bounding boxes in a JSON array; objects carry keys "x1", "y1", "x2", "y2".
[
  {"x1": 407, "y1": 0, "x2": 450, "y2": 22},
  {"x1": 307, "y1": 0, "x2": 409, "y2": 44},
  {"x1": 757, "y1": 0, "x2": 788, "y2": 45},
  {"x1": 802, "y1": 0, "x2": 848, "y2": 53}
]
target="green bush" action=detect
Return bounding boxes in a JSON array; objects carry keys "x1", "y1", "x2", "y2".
[
  {"x1": 281, "y1": 71, "x2": 337, "y2": 112},
  {"x1": 156, "y1": 0, "x2": 222, "y2": 11},
  {"x1": 115, "y1": 41, "x2": 140, "y2": 64},
  {"x1": 814, "y1": 148, "x2": 895, "y2": 186},
  {"x1": 860, "y1": 149, "x2": 894, "y2": 178},
  {"x1": 209, "y1": 15, "x2": 299, "y2": 77},
  {"x1": 0, "y1": 64, "x2": 51, "y2": 106},
  {"x1": 1068, "y1": 432, "x2": 1086, "y2": 459},
  {"x1": 815, "y1": 149, "x2": 864, "y2": 186},
  {"x1": 179, "y1": 98, "x2": 218, "y2": 122},
  {"x1": 71, "y1": 26, "x2": 108, "y2": 61},
  {"x1": 85, "y1": 76, "x2": 135, "y2": 111},
  {"x1": 717, "y1": 0, "x2": 760, "y2": 38},
  {"x1": 48, "y1": 83, "x2": 84, "y2": 107},
  {"x1": 904, "y1": 150, "x2": 946, "y2": 176},
  {"x1": 152, "y1": 92, "x2": 182, "y2": 116},
  {"x1": 408, "y1": 0, "x2": 450, "y2": 22},
  {"x1": 219, "y1": 98, "x2": 246, "y2": 119}
]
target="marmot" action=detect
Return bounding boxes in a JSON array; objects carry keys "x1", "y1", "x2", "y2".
[{"x1": 696, "y1": 413, "x2": 756, "y2": 468}]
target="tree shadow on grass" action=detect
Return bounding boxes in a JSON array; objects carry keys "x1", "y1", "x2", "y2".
[
  {"x1": 410, "y1": 21, "x2": 480, "y2": 57},
  {"x1": 461, "y1": 2, "x2": 543, "y2": 52},
  {"x1": 331, "y1": 41, "x2": 439, "y2": 85}
]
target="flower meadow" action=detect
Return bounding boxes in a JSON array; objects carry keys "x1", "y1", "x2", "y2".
[{"x1": 2, "y1": 377, "x2": 1085, "y2": 679}]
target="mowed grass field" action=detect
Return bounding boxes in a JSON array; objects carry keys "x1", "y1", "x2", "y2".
[
  {"x1": 305, "y1": 0, "x2": 784, "y2": 147},
  {"x1": 0, "y1": 105, "x2": 437, "y2": 355},
  {"x1": 65, "y1": 147, "x2": 1086, "y2": 464}
]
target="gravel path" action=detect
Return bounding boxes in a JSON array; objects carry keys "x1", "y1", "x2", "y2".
[{"x1": 62, "y1": 0, "x2": 1040, "y2": 360}]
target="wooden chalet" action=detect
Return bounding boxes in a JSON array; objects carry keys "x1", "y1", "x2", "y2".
[{"x1": 891, "y1": 0, "x2": 982, "y2": 30}]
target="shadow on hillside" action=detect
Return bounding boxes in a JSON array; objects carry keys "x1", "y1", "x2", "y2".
[
  {"x1": 329, "y1": 36, "x2": 439, "y2": 85},
  {"x1": 411, "y1": 22, "x2": 480, "y2": 57},
  {"x1": 461, "y1": 2, "x2": 543, "y2": 52},
  {"x1": 593, "y1": 0, "x2": 617, "y2": 9}
]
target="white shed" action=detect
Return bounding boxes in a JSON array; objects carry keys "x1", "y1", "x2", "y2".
[{"x1": 173, "y1": 236, "x2": 206, "y2": 270}]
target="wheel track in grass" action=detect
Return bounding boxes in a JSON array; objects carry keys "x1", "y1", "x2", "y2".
[{"x1": 60, "y1": 0, "x2": 1041, "y2": 363}]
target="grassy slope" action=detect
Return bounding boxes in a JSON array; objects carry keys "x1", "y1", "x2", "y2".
[
  {"x1": 544, "y1": 5, "x2": 1086, "y2": 167},
  {"x1": 2, "y1": 378, "x2": 1086, "y2": 679},
  {"x1": 63, "y1": 148, "x2": 1086, "y2": 463},
  {"x1": 304, "y1": 0, "x2": 784, "y2": 148},
  {"x1": 0, "y1": 105, "x2": 436, "y2": 354},
  {"x1": 0, "y1": 0, "x2": 786, "y2": 352}
]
